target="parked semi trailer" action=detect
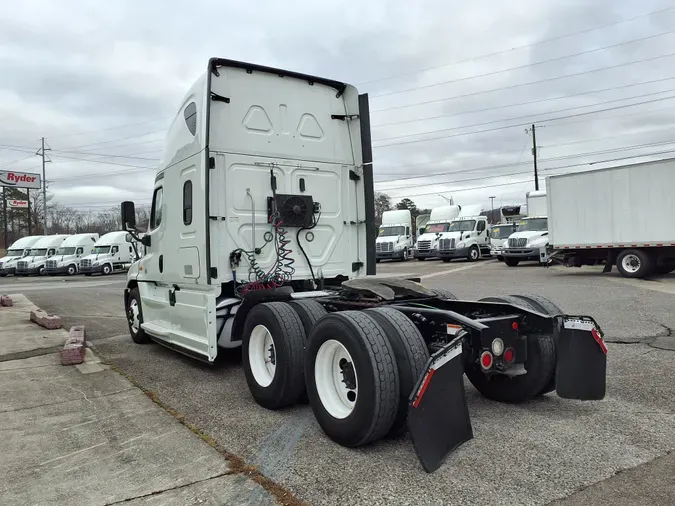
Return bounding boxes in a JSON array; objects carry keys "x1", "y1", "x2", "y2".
[
  {"x1": 119, "y1": 58, "x2": 608, "y2": 472},
  {"x1": 547, "y1": 159, "x2": 675, "y2": 278}
]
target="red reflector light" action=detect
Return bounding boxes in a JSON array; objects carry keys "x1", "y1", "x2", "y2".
[
  {"x1": 511, "y1": 321, "x2": 519, "y2": 330},
  {"x1": 504, "y1": 348, "x2": 515, "y2": 363},
  {"x1": 480, "y1": 351, "x2": 493, "y2": 370}
]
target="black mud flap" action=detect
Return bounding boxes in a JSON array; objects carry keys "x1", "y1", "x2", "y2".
[
  {"x1": 556, "y1": 317, "x2": 607, "y2": 400},
  {"x1": 408, "y1": 338, "x2": 473, "y2": 473}
]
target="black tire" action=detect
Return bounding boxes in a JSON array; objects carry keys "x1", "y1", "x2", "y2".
[
  {"x1": 364, "y1": 307, "x2": 429, "y2": 436},
  {"x1": 67, "y1": 265, "x2": 77, "y2": 276},
  {"x1": 288, "y1": 299, "x2": 328, "y2": 404},
  {"x1": 400, "y1": 248, "x2": 409, "y2": 262},
  {"x1": 507, "y1": 294, "x2": 562, "y2": 395},
  {"x1": 376, "y1": 259, "x2": 381, "y2": 264},
  {"x1": 102, "y1": 264, "x2": 112, "y2": 275},
  {"x1": 467, "y1": 245, "x2": 480, "y2": 262},
  {"x1": 38, "y1": 266, "x2": 46, "y2": 276},
  {"x1": 655, "y1": 265, "x2": 675, "y2": 274},
  {"x1": 84, "y1": 273, "x2": 92, "y2": 276},
  {"x1": 0, "y1": 273, "x2": 6, "y2": 277},
  {"x1": 616, "y1": 249, "x2": 653, "y2": 278},
  {"x1": 288, "y1": 300, "x2": 328, "y2": 339},
  {"x1": 127, "y1": 287, "x2": 151, "y2": 344},
  {"x1": 497, "y1": 255, "x2": 504, "y2": 262},
  {"x1": 504, "y1": 257, "x2": 520, "y2": 267},
  {"x1": 467, "y1": 295, "x2": 556, "y2": 402},
  {"x1": 305, "y1": 311, "x2": 399, "y2": 447},
  {"x1": 242, "y1": 302, "x2": 306, "y2": 410},
  {"x1": 417, "y1": 257, "x2": 426, "y2": 261},
  {"x1": 441, "y1": 258, "x2": 452, "y2": 263},
  {"x1": 432, "y1": 288, "x2": 458, "y2": 300}
]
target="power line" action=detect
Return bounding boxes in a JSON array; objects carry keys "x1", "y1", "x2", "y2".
[
  {"x1": 372, "y1": 75, "x2": 675, "y2": 129},
  {"x1": 48, "y1": 148, "x2": 160, "y2": 161},
  {"x1": 374, "y1": 87, "x2": 675, "y2": 143},
  {"x1": 356, "y1": 6, "x2": 675, "y2": 86},
  {"x1": 372, "y1": 30, "x2": 675, "y2": 99},
  {"x1": 373, "y1": 93, "x2": 675, "y2": 148},
  {"x1": 371, "y1": 50, "x2": 675, "y2": 114},
  {"x1": 60, "y1": 128, "x2": 166, "y2": 150},
  {"x1": 44, "y1": 117, "x2": 170, "y2": 141},
  {"x1": 375, "y1": 140, "x2": 675, "y2": 187}
]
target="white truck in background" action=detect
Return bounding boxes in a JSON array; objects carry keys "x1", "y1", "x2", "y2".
[
  {"x1": 489, "y1": 223, "x2": 518, "y2": 261},
  {"x1": 376, "y1": 209, "x2": 413, "y2": 262},
  {"x1": 547, "y1": 159, "x2": 675, "y2": 278},
  {"x1": 80, "y1": 231, "x2": 138, "y2": 276},
  {"x1": 413, "y1": 205, "x2": 461, "y2": 260},
  {"x1": 46, "y1": 233, "x2": 99, "y2": 275},
  {"x1": 437, "y1": 204, "x2": 490, "y2": 262},
  {"x1": 502, "y1": 191, "x2": 549, "y2": 267},
  {"x1": 0, "y1": 235, "x2": 44, "y2": 276},
  {"x1": 15, "y1": 235, "x2": 71, "y2": 276}
]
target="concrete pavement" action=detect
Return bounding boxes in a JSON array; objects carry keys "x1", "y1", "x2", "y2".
[{"x1": 0, "y1": 293, "x2": 278, "y2": 506}]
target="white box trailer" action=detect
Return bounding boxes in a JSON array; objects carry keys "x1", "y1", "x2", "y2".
[
  {"x1": 547, "y1": 158, "x2": 675, "y2": 278},
  {"x1": 117, "y1": 57, "x2": 608, "y2": 473}
]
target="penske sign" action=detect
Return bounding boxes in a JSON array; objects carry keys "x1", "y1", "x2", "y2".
[{"x1": 0, "y1": 170, "x2": 41, "y2": 189}]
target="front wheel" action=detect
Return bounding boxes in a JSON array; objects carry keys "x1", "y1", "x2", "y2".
[
  {"x1": 417, "y1": 257, "x2": 426, "y2": 261},
  {"x1": 102, "y1": 264, "x2": 112, "y2": 275},
  {"x1": 504, "y1": 257, "x2": 520, "y2": 267},
  {"x1": 400, "y1": 248, "x2": 409, "y2": 261},
  {"x1": 67, "y1": 265, "x2": 77, "y2": 276},
  {"x1": 39, "y1": 266, "x2": 46, "y2": 276},
  {"x1": 127, "y1": 288, "x2": 151, "y2": 344},
  {"x1": 467, "y1": 246, "x2": 480, "y2": 262}
]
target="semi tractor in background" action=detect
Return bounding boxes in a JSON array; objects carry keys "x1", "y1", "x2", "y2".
[
  {"x1": 501, "y1": 191, "x2": 549, "y2": 267},
  {"x1": 15, "y1": 235, "x2": 71, "y2": 276},
  {"x1": 412, "y1": 205, "x2": 461, "y2": 260},
  {"x1": 489, "y1": 223, "x2": 518, "y2": 261},
  {"x1": 437, "y1": 204, "x2": 491, "y2": 262},
  {"x1": 46, "y1": 233, "x2": 99, "y2": 275},
  {"x1": 0, "y1": 235, "x2": 44, "y2": 276},
  {"x1": 376, "y1": 210, "x2": 413, "y2": 262},
  {"x1": 117, "y1": 58, "x2": 608, "y2": 473},
  {"x1": 80, "y1": 231, "x2": 139, "y2": 276},
  {"x1": 547, "y1": 159, "x2": 675, "y2": 278}
]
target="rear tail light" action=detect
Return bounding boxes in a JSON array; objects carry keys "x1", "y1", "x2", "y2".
[
  {"x1": 503, "y1": 348, "x2": 515, "y2": 364},
  {"x1": 480, "y1": 351, "x2": 493, "y2": 370}
]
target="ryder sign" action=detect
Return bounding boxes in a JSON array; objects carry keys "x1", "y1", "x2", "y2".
[{"x1": 0, "y1": 170, "x2": 41, "y2": 189}]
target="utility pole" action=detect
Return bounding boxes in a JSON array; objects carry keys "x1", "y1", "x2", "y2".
[
  {"x1": 489, "y1": 196, "x2": 496, "y2": 224},
  {"x1": 529, "y1": 124, "x2": 539, "y2": 191},
  {"x1": 38, "y1": 137, "x2": 51, "y2": 234}
]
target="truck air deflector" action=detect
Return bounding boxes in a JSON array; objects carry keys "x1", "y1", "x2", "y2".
[
  {"x1": 408, "y1": 338, "x2": 473, "y2": 473},
  {"x1": 555, "y1": 317, "x2": 607, "y2": 400}
]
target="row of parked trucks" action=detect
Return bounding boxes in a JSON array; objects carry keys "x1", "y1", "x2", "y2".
[
  {"x1": 0, "y1": 231, "x2": 139, "y2": 277},
  {"x1": 379, "y1": 156, "x2": 675, "y2": 279}
]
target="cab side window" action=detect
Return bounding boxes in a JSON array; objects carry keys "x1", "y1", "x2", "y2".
[
  {"x1": 150, "y1": 187, "x2": 163, "y2": 229},
  {"x1": 183, "y1": 180, "x2": 193, "y2": 225},
  {"x1": 76, "y1": 247, "x2": 83, "y2": 255},
  {"x1": 405, "y1": 226, "x2": 410, "y2": 236},
  {"x1": 112, "y1": 246, "x2": 119, "y2": 255},
  {"x1": 47, "y1": 248, "x2": 55, "y2": 256},
  {"x1": 477, "y1": 221, "x2": 486, "y2": 233}
]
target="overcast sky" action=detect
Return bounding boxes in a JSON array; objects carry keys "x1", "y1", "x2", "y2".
[{"x1": 1, "y1": 0, "x2": 674, "y2": 213}]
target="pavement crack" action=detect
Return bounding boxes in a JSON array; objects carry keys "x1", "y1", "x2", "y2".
[{"x1": 102, "y1": 472, "x2": 230, "y2": 505}]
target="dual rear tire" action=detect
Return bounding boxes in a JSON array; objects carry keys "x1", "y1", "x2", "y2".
[{"x1": 241, "y1": 301, "x2": 430, "y2": 447}]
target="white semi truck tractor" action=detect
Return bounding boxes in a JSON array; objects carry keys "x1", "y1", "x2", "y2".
[
  {"x1": 376, "y1": 209, "x2": 413, "y2": 262},
  {"x1": 118, "y1": 57, "x2": 608, "y2": 473},
  {"x1": 501, "y1": 191, "x2": 549, "y2": 267},
  {"x1": 437, "y1": 204, "x2": 490, "y2": 262},
  {"x1": 412, "y1": 205, "x2": 461, "y2": 261},
  {"x1": 0, "y1": 235, "x2": 44, "y2": 276},
  {"x1": 547, "y1": 159, "x2": 675, "y2": 278}
]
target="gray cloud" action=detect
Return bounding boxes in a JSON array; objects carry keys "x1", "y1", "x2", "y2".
[{"x1": 1, "y1": 0, "x2": 674, "y2": 214}]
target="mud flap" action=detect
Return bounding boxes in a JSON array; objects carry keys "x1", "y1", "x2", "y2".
[
  {"x1": 556, "y1": 317, "x2": 607, "y2": 400},
  {"x1": 408, "y1": 338, "x2": 473, "y2": 473}
]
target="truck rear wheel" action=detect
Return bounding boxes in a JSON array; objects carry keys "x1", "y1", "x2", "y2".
[
  {"x1": 466, "y1": 296, "x2": 556, "y2": 402},
  {"x1": 504, "y1": 257, "x2": 520, "y2": 267},
  {"x1": 364, "y1": 307, "x2": 429, "y2": 436},
  {"x1": 616, "y1": 249, "x2": 653, "y2": 278},
  {"x1": 242, "y1": 302, "x2": 306, "y2": 410},
  {"x1": 305, "y1": 311, "x2": 399, "y2": 447},
  {"x1": 432, "y1": 288, "x2": 458, "y2": 299},
  {"x1": 288, "y1": 299, "x2": 327, "y2": 338}
]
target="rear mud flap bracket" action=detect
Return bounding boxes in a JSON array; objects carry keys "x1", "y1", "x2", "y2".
[
  {"x1": 408, "y1": 338, "x2": 473, "y2": 473},
  {"x1": 556, "y1": 317, "x2": 607, "y2": 400}
]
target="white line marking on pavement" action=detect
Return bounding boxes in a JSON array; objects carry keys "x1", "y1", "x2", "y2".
[{"x1": 419, "y1": 262, "x2": 485, "y2": 280}]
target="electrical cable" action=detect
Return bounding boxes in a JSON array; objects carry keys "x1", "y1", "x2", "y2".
[{"x1": 296, "y1": 207, "x2": 321, "y2": 288}]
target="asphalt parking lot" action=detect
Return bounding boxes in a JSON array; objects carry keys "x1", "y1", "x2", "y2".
[{"x1": 2, "y1": 259, "x2": 675, "y2": 505}]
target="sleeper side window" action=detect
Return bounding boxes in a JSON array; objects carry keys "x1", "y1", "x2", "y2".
[
  {"x1": 151, "y1": 187, "x2": 163, "y2": 229},
  {"x1": 183, "y1": 181, "x2": 193, "y2": 225},
  {"x1": 184, "y1": 102, "x2": 197, "y2": 136}
]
